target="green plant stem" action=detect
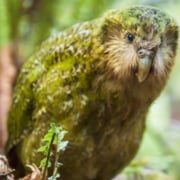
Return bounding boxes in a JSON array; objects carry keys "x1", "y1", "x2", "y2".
[{"x1": 42, "y1": 132, "x2": 56, "y2": 180}]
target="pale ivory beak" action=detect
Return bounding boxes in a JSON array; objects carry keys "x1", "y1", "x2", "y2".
[
  {"x1": 135, "y1": 38, "x2": 160, "y2": 82},
  {"x1": 136, "y1": 56, "x2": 153, "y2": 82}
]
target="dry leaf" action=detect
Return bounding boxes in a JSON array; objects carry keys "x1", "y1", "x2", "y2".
[
  {"x1": 0, "y1": 155, "x2": 14, "y2": 179},
  {"x1": 20, "y1": 164, "x2": 43, "y2": 180}
]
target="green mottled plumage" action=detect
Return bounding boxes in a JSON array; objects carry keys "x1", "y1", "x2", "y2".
[{"x1": 7, "y1": 6, "x2": 178, "y2": 179}]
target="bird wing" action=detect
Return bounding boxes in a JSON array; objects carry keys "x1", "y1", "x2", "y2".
[{"x1": 6, "y1": 20, "x2": 102, "y2": 151}]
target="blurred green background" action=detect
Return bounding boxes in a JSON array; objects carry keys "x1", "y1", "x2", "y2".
[{"x1": 0, "y1": 0, "x2": 179, "y2": 179}]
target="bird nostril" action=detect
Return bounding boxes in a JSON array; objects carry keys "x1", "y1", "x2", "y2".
[
  {"x1": 137, "y1": 49, "x2": 145, "y2": 57},
  {"x1": 138, "y1": 50, "x2": 143, "y2": 55},
  {"x1": 137, "y1": 49, "x2": 153, "y2": 58}
]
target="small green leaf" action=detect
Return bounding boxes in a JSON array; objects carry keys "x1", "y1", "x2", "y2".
[
  {"x1": 37, "y1": 145, "x2": 47, "y2": 153},
  {"x1": 58, "y1": 141, "x2": 69, "y2": 152},
  {"x1": 39, "y1": 158, "x2": 51, "y2": 169}
]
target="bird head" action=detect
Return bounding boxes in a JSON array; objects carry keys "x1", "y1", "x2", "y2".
[{"x1": 102, "y1": 6, "x2": 178, "y2": 83}]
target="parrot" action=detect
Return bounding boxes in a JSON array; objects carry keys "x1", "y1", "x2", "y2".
[{"x1": 6, "y1": 5, "x2": 178, "y2": 180}]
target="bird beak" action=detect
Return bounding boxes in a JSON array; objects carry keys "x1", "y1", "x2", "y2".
[{"x1": 136, "y1": 55, "x2": 153, "y2": 83}]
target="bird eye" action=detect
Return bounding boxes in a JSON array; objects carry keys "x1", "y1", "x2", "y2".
[{"x1": 126, "y1": 33, "x2": 134, "y2": 42}]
